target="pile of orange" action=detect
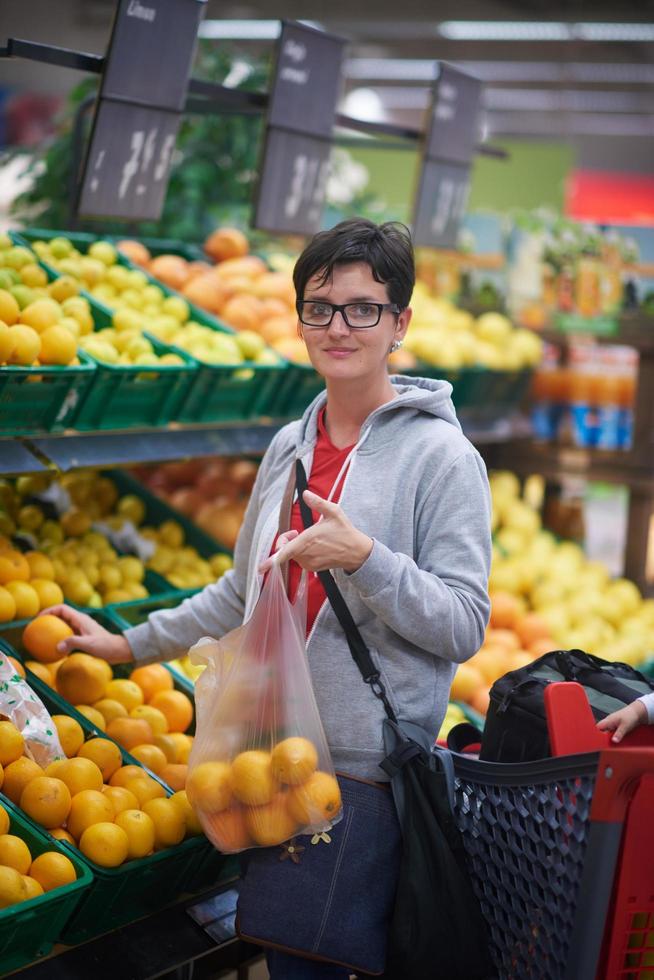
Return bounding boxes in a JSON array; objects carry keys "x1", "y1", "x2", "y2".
[
  {"x1": 0, "y1": 801, "x2": 77, "y2": 907},
  {"x1": 0, "y1": 545, "x2": 65, "y2": 623},
  {"x1": 0, "y1": 703, "x2": 200, "y2": 869},
  {"x1": 20, "y1": 616, "x2": 194, "y2": 791},
  {"x1": 450, "y1": 593, "x2": 554, "y2": 715},
  {"x1": 187, "y1": 737, "x2": 341, "y2": 854}
]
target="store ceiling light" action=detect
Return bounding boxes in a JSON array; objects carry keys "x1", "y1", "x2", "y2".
[
  {"x1": 345, "y1": 59, "x2": 437, "y2": 81},
  {"x1": 198, "y1": 20, "x2": 280, "y2": 40},
  {"x1": 438, "y1": 21, "x2": 654, "y2": 42}
]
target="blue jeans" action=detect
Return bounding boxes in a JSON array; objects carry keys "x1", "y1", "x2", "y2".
[{"x1": 266, "y1": 949, "x2": 350, "y2": 978}]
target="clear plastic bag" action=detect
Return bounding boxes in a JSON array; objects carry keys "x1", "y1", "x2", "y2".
[
  {"x1": 187, "y1": 560, "x2": 342, "y2": 853},
  {"x1": 0, "y1": 652, "x2": 64, "y2": 767}
]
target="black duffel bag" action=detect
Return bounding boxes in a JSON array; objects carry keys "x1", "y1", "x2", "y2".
[{"x1": 474, "y1": 648, "x2": 654, "y2": 763}]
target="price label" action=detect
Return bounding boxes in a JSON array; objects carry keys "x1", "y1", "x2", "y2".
[
  {"x1": 425, "y1": 64, "x2": 482, "y2": 165},
  {"x1": 413, "y1": 159, "x2": 471, "y2": 249},
  {"x1": 78, "y1": 100, "x2": 180, "y2": 220},
  {"x1": 102, "y1": 0, "x2": 205, "y2": 111},
  {"x1": 254, "y1": 130, "x2": 331, "y2": 235},
  {"x1": 253, "y1": 21, "x2": 345, "y2": 235}
]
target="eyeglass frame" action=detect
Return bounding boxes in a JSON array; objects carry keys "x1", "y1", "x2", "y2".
[{"x1": 296, "y1": 299, "x2": 402, "y2": 329}]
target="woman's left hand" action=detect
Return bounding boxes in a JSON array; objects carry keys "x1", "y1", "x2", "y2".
[{"x1": 259, "y1": 490, "x2": 373, "y2": 574}]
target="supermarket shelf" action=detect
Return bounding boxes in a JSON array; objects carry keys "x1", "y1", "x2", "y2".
[
  {"x1": 483, "y1": 440, "x2": 654, "y2": 490},
  {"x1": 0, "y1": 414, "x2": 532, "y2": 473},
  {"x1": 540, "y1": 311, "x2": 654, "y2": 352}
]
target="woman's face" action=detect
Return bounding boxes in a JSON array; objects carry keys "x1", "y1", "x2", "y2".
[{"x1": 299, "y1": 262, "x2": 411, "y2": 384}]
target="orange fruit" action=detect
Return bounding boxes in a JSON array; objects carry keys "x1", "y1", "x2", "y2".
[
  {"x1": 449, "y1": 663, "x2": 485, "y2": 703},
  {"x1": 160, "y1": 763, "x2": 187, "y2": 792},
  {"x1": 485, "y1": 628, "x2": 521, "y2": 652},
  {"x1": 102, "y1": 784, "x2": 138, "y2": 816},
  {"x1": 205, "y1": 806, "x2": 251, "y2": 852},
  {"x1": 245, "y1": 793, "x2": 298, "y2": 847},
  {"x1": 74, "y1": 705, "x2": 106, "y2": 731},
  {"x1": 76, "y1": 738, "x2": 122, "y2": 781},
  {"x1": 170, "y1": 790, "x2": 202, "y2": 836},
  {"x1": 104, "y1": 679, "x2": 144, "y2": 713},
  {"x1": 24, "y1": 551, "x2": 55, "y2": 581},
  {"x1": 271, "y1": 737, "x2": 318, "y2": 786},
  {"x1": 129, "y1": 664, "x2": 174, "y2": 703},
  {"x1": 0, "y1": 804, "x2": 9, "y2": 836},
  {"x1": 142, "y1": 798, "x2": 185, "y2": 849},
  {"x1": 5, "y1": 656, "x2": 25, "y2": 678},
  {"x1": 39, "y1": 324, "x2": 77, "y2": 365},
  {"x1": 515, "y1": 613, "x2": 551, "y2": 649},
  {"x1": 130, "y1": 705, "x2": 168, "y2": 736},
  {"x1": 166, "y1": 732, "x2": 193, "y2": 764},
  {"x1": 114, "y1": 809, "x2": 155, "y2": 860},
  {"x1": 0, "y1": 763, "x2": 4, "y2": 791},
  {"x1": 0, "y1": 550, "x2": 30, "y2": 585},
  {"x1": 52, "y1": 715, "x2": 85, "y2": 758},
  {"x1": 469, "y1": 687, "x2": 491, "y2": 716},
  {"x1": 489, "y1": 591, "x2": 523, "y2": 630},
  {"x1": 31, "y1": 579, "x2": 64, "y2": 609},
  {"x1": 50, "y1": 827, "x2": 75, "y2": 845},
  {"x1": 67, "y1": 789, "x2": 114, "y2": 839},
  {"x1": 20, "y1": 776, "x2": 72, "y2": 829},
  {"x1": 79, "y1": 823, "x2": 129, "y2": 868},
  {"x1": 287, "y1": 772, "x2": 342, "y2": 826},
  {"x1": 129, "y1": 744, "x2": 167, "y2": 776},
  {"x1": 106, "y1": 717, "x2": 153, "y2": 750},
  {"x1": 92, "y1": 698, "x2": 128, "y2": 725},
  {"x1": 0, "y1": 866, "x2": 27, "y2": 907},
  {"x1": 5, "y1": 581, "x2": 39, "y2": 619},
  {"x1": 123, "y1": 775, "x2": 166, "y2": 807},
  {"x1": 204, "y1": 228, "x2": 249, "y2": 263},
  {"x1": 229, "y1": 751, "x2": 276, "y2": 807},
  {"x1": 56, "y1": 653, "x2": 111, "y2": 705},
  {"x1": 44, "y1": 759, "x2": 67, "y2": 779},
  {"x1": 30, "y1": 851, "x2": 76, "y2": 890},
  {"x1": 509, "y1": 651, "x2": 535, "y2": 671},
  {"x1": 56, "y1": 757, "x2": 103, "y2": 796},
  {"x1": 47, "y1": 657, "x2": 67, "y2": 682},
  {"x1": 0, "y1": 834, "x2": 32, "y2": 874},
  {"x1": 22, "y1": 615, "x2": 73, "y2": 664},
  {"x1": 25, "y1": 661, "x2": 55, "y2": 687},
  {"x1": 186, "y1": 761, "x2": 232, "y2": 813},
  {"x1": 3, "y1": 757, "x2": 43, "y2": 803},
  {"x1": 22, "y1": 875, "x2": 44, "y2": 900},
  {"x1": 149, "y1": 690, "x2": 193, "y2": 733},
  {"x1": 0, "y1": 587, "x2": 16, "y2": 623},
  {"x1": 528, "y1": 637, "x2": 556, "y2": 659},
  {"x1": 470, "y1": 646, "x2": 512, "y2": 685},
  {"x1": 0, "y1": 721, "x2": 24, "y2": 766},
  {"x1": 109, "y1": 765, "x2": 144, "y2": 788},
  {"x1": 153, "y1": 733, "x2": 178, "y2": 763}
]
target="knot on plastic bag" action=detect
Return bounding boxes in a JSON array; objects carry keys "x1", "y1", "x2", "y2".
[{"x1": 188, "y1": 636, "x2": 223, "y2": 668}]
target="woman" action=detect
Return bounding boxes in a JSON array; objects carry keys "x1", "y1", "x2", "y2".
[{"x1": 49, "y1": 218, "x2": 492, "y2": 978}]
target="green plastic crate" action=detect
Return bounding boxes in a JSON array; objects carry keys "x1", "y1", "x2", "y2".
[
  {"x1": 275, "y1": 362, "x2": 325, "y2": 420},
  {"x1": 404, "y1": 365, "x2": 533, "y2": 418},
  {"x1": 0, "y1": 350, "x2": 96, "y2": 437},
  {"x1": 0, "y1": 640, "x2": 228, "y2": 943},
  {"x1": 0, "y1": 796, "x2": 92, "y2": 973}
]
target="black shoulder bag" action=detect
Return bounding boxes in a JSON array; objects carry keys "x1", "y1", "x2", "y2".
[{"x1": 294, "y1": 461, "x2": 494, "y2": 980}]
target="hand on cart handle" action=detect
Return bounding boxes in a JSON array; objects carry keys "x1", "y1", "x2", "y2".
[
  {"x1": 596, "y1": 699, "x2": 648, "y2": 743},
  {"x1": 39, "y1": 605, "x2": 133, "y2": 664}
]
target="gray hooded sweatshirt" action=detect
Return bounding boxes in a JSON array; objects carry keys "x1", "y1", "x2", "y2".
[{"x1": 126, "y1": 376, "x2": 492, "y2": 780}]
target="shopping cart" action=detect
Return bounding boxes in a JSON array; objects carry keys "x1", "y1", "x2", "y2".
[{"x1": 450, "y1": 681, "x2": 654, "y2": 980}]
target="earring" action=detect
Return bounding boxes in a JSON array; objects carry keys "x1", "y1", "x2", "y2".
[{"x1": 389, "y1": 340, "x2": 402, "y2": 353}]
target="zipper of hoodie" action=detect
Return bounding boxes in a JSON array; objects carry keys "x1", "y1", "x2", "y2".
[{"x1": 303, "y1": 434, "x2": 366, "y2": 652}]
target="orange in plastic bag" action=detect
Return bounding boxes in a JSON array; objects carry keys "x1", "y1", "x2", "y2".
[{"x1": 187, "y1": 560, "x2": 342, "y2": 853}]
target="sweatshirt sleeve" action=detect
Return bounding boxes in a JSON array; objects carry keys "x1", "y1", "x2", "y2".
[
  {"x1": 124, "y1": 441, "x2": 276, "y2": 665},
  {"x1": 637, "y1": 692, "x2": 654, "y2": 723},
  {"x1": 332, "y1": 450, "x2": 491, "y2": 664}
]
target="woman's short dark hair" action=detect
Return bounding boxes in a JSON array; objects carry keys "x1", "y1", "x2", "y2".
[{"x1": 293, "y1": 218, "x2": 415, "y2": 309}]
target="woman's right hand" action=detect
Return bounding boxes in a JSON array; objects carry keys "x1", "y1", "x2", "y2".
[{"x1": 40, "y1": 605, "x2": 133, "y2": 664}]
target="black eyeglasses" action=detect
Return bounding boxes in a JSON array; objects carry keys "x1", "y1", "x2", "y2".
[{"x1": 296, "y1": 300, "x2": 401, "y2": 329}]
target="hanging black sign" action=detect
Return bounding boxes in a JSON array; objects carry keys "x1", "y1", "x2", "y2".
[{"x1": 253, "y1": 21, "x2": 345, "y2": 235}]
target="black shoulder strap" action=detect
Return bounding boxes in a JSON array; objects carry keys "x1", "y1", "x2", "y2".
[{"x1": 295, "y1": 459, "x2": 397, "y2": 724}]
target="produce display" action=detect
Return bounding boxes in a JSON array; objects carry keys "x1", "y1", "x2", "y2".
[
  {"x1": 397, "y1": 284, "x2": 543, "y2": 373},
  {"x1": 27, "y1": 236, "x2": 278, "y2": 370},
  {"x1": 0, "y1": 470, "x2": 233, "y2": 619},
  {"x1": 0, "y1": 663, "x2": 199, "y2": 870},
  {"x1": 0, "y1": 236, "x2": 91, "y2": 367},
  {"x1": 0, "y1": 797, "x2": 78, "y2": 907},
  {"x1": 451, "y1": 469, "x2": 654, "y2": 713}
]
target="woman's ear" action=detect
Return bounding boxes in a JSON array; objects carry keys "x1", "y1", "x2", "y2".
[{"x1": 395, "y1": 306, "x2": 412, "y2": 342}]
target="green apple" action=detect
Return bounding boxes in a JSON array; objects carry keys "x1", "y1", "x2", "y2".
[
  {"x1": 235, "y1": 330, "x2": 265, "y2": 360},
  {"x1": 9, "y1": 284, "x2": 35, "y2": 309},
  {"x1": 4, "y1": 246, "x2": 34, "y2": 270},
  {"x1": 88, "y1": 240, "x2": 118, "y2": 266},
  {"x1": 161, "y1": 295, "x2": 190, "y2": 323}
]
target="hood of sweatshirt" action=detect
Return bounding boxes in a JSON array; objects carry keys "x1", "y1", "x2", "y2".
[{"x1": 295, "y1": 375, "x2": 461, "y2": 457}]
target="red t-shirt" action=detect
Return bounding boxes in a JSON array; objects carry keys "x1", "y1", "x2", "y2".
[{"x1": 272, "y1": 407, "x2": 355, "y2": 637}]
